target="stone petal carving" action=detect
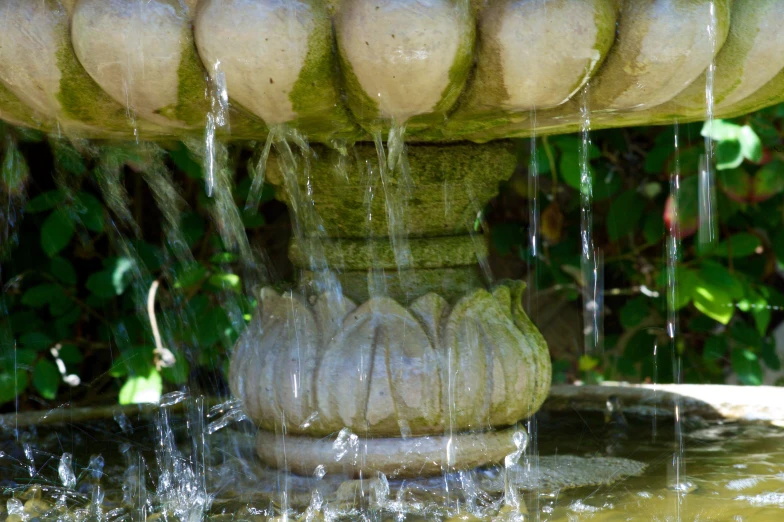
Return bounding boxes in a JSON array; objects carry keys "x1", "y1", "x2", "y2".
[
  {"x1": 315, "y1": 297, "x2": 441, "y2": 435},
  {"x1": 232, "y1": 281, "x2": 551, "y2": 438}
]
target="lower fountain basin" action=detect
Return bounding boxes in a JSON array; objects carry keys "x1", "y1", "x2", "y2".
[{"x1": 2, "y1": 385, "x2": 784, "y2": 520}]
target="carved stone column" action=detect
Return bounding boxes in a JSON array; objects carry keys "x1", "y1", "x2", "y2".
[{"x1": 230, "y1": 141, "x2": 552, "y2": 478}]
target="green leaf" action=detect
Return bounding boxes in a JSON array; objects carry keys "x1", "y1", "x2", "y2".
[
  {"x1": 19, "y1": 332, "x2": 52, "y2": 351},
  {"x1": 32, "y1": 359, "x2": 59, "y2": 400},
  {"x1": 701, "y1": 120, "x2": 743, "y2": 142},
  {"x1": 699, "y1": 262, "x2": 744, "y2": 300},
  {"x1": 607, "y1": 190, "x2": 646, "y2": 241},
  {"x1": 181, "y1": 212, "x2": 206, "y2": 247},
  {"x1": 752, "y1": 160, "x2": 784, "y2": 202},
  {"x1": 718, "y1": 168, "x2": 752, "y2": 203},
  {"x1": 41, "y1": 209, "x2": 75, "y2": 257},
  {"x1": 74, "y1": 192, "x2": 105, "y2": 233},
  {"x1": 740, "y1": 288, "x2": 772, "y2": 335},
  {"x1": 773, "y1": 229, "x2": 784, "y2": 266},
  {"x1": 208, "y1": 273, "x2": 241, "y2": 292},
  {"x1": 50, "y1": 256, "x2": 77, "y2": 286},
  {"x1": 661, "y1": 266, "x2": 699, "y2": 310},
  {"x1": 703, "y1": 336, "x2": 728, "y2": 362},
  {"x1": 644, "y1": 144, "x2": 671, "y2": 174},
  {"x1": 25, "y1": 190, "x2": 64, "y2": 213},
  {"x1": 716, "y1": 140, "x2": 743, "y2": 170},
  {"x1": 739, "y1": 125, "x2": 762, "y2": 163},
  {"x1": 242, "y1": 210, "x2": 266, "y2": 229},
  {"x1": 559, "y1": 149, "x2": 592, "y2": 192},
  {"x1": 173, "y1": 263, "x2": 208, "y2": 290},
  {"x1": 0, "y1": 370, "x2": 28, "y2": 405},
  {"x1": 211, "y1": 252, "x2": 239, "y2": 264},
  {"x1": 170, "y1": 142, "x2": 202, "y2": 179},
  {"x1": 761, "y1": 338, "x2": 781, "y2": 371},
  {"x1": 643, "y1": 211, "x2": 665, "y2": 243},
  {"x1": 118, "y1": 367, "x2": 162, "y2": 405},
  {"x1": 712, "y1": 233, "x2": 761, "y2": 258},
  {"x1": 592, "y1": 168, "x2": 622, "y2": 201},
  {"x1": 730, "y1": 321, "x2": 762, "y2": 350},
  {"x1": 619, "y1": 296, "x2": 650, "y2": 329},
  {"x1": 22, "y1": 284, "x2": 62, "y2": 308},
  {"x1": 85, "y1": 271, "x2": 115, "y2": 299},
  {"x1": 731, "y1": 348, "x2": 763, "y2": 385},
  {"x1": 58, "y1": 343, "x2": 83, "y2": 364},
  {"x1": 693, "y1": 279, "x2": 734, "y2": 325}
]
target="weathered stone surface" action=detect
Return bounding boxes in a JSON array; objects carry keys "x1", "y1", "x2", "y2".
[
  {"x1": 194, "y1": 0, "x2": 357, "y2": 141},
  {"x1": 72, "y1": 0, "x2": 208, "y2": 130},
  {"x1": 268, "y1": 141, "x2": 518, "y2": 239},
  {"x1": 446, "y1": 0, "x2": 617, "y2": 137},
  {"x1": 255, "y1": 426, "x2": 522, "y2": 478},
  {"x1": 335, "y1": 0, "x2": 474, "y2": 133},
  {"x1": 0, "y1": 0, "x2": 164, "y2": 136},
  {"x1": 0, "y1": 0, "x2": 779, "y2": 141},
  {"x1": 590, "y1": 0, "x2": 731, "y2": 111},
  {"x1": 230, "y1": 281, "x2": 551, "y2": 438}
]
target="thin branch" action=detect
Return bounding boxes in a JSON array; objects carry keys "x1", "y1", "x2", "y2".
[{"x1": 147, "y1": 280, "x2": 175, "y2": 371}]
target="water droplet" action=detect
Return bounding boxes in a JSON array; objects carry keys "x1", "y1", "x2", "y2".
[
  {"x1": 333, "y1": 428, "x2": 359, "y2": 462},
  {"x1": 58, "y1": 453, "x2": 76, "y2": 489}
]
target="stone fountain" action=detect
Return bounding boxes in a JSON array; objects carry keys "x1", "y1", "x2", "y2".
[{"x1": 1, "y1": 0, "x2": 784, "y2": 480}]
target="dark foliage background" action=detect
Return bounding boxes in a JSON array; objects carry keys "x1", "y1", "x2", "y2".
[{"x1": 2, "y1": 104, "x2": 784, "y2": 412}]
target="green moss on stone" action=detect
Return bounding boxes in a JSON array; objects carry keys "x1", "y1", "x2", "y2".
[
  {"x1": 161, "y1": 35, "x2": 209, "y2": 127},
  {"x1": 270, "y1": 141, "x2": 517, "y2": 238},
  {"x1": 338, "y1": 0, "x2": 475, "y2": 137},
  {"x1": 54, "y1": 21, "x2": 139, "y2": 133},
  {"x1": 335, "y1": 31, "x2": 383, "y2": 130},
  {"x1": 289, "y1": 0, "x2": 361, "y2": 142},
  {"x1": 0, "y1": 81, "x2": 47, "y2": 129}
]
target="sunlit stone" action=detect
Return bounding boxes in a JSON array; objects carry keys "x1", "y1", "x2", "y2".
[
  {"x1": 335, "y1": 0, "x2": 474, "y2": 122},
  {"x1": 72, "y1": 0, "x2": 203, "y2": 129}
]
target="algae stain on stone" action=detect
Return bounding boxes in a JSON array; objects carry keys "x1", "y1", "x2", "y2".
[
  {"x1": 289, "y1": 0, "x2": 360, "y2": 142},
  {"x1": 0, "y1": 81, "x2": 47, "y2": 129},
  {"x1": 156, "y1": 36, "x2": 209, "y2": 128},
  {"x1": 54, "y1": 34, "x2": 136, "y2": 133}
]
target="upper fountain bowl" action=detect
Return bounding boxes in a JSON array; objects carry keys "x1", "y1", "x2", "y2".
[{"x1": 0, "y1": 0, "x2": 781, "y2": 143}]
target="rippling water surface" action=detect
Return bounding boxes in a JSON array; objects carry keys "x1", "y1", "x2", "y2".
[{"x1": 2, "y1": 399, "x2": 783, "y2": 521}]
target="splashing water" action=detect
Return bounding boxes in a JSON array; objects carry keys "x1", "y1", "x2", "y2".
[{"x1": 58, "y1": 453, "x2": 77, "y2": 489}]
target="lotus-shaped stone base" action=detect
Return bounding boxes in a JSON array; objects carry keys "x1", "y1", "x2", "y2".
[{"x1": 230, "y1": 281, "x2": 551, "y2": 476}]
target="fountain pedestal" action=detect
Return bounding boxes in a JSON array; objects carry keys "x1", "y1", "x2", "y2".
[{"x1": 230, "y1": 142, "x2": 551, "y2": 477}]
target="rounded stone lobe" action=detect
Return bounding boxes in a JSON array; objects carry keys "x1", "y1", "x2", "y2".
[
  {"x1": 476, "y1": 0, "x2": 616, "y2": 112},
  {"x1": 72, "y1": 0, "x2": 198, "y2": 129},
  {"x1": 590, "y1": 0, "x2": 731, "y2": 111},
  {"x1": 335, "y1": 0, "x2": 474, "y2": 122},
  {"x1": 0, "y1": 0, "x2": 67, "y2": 119}
]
